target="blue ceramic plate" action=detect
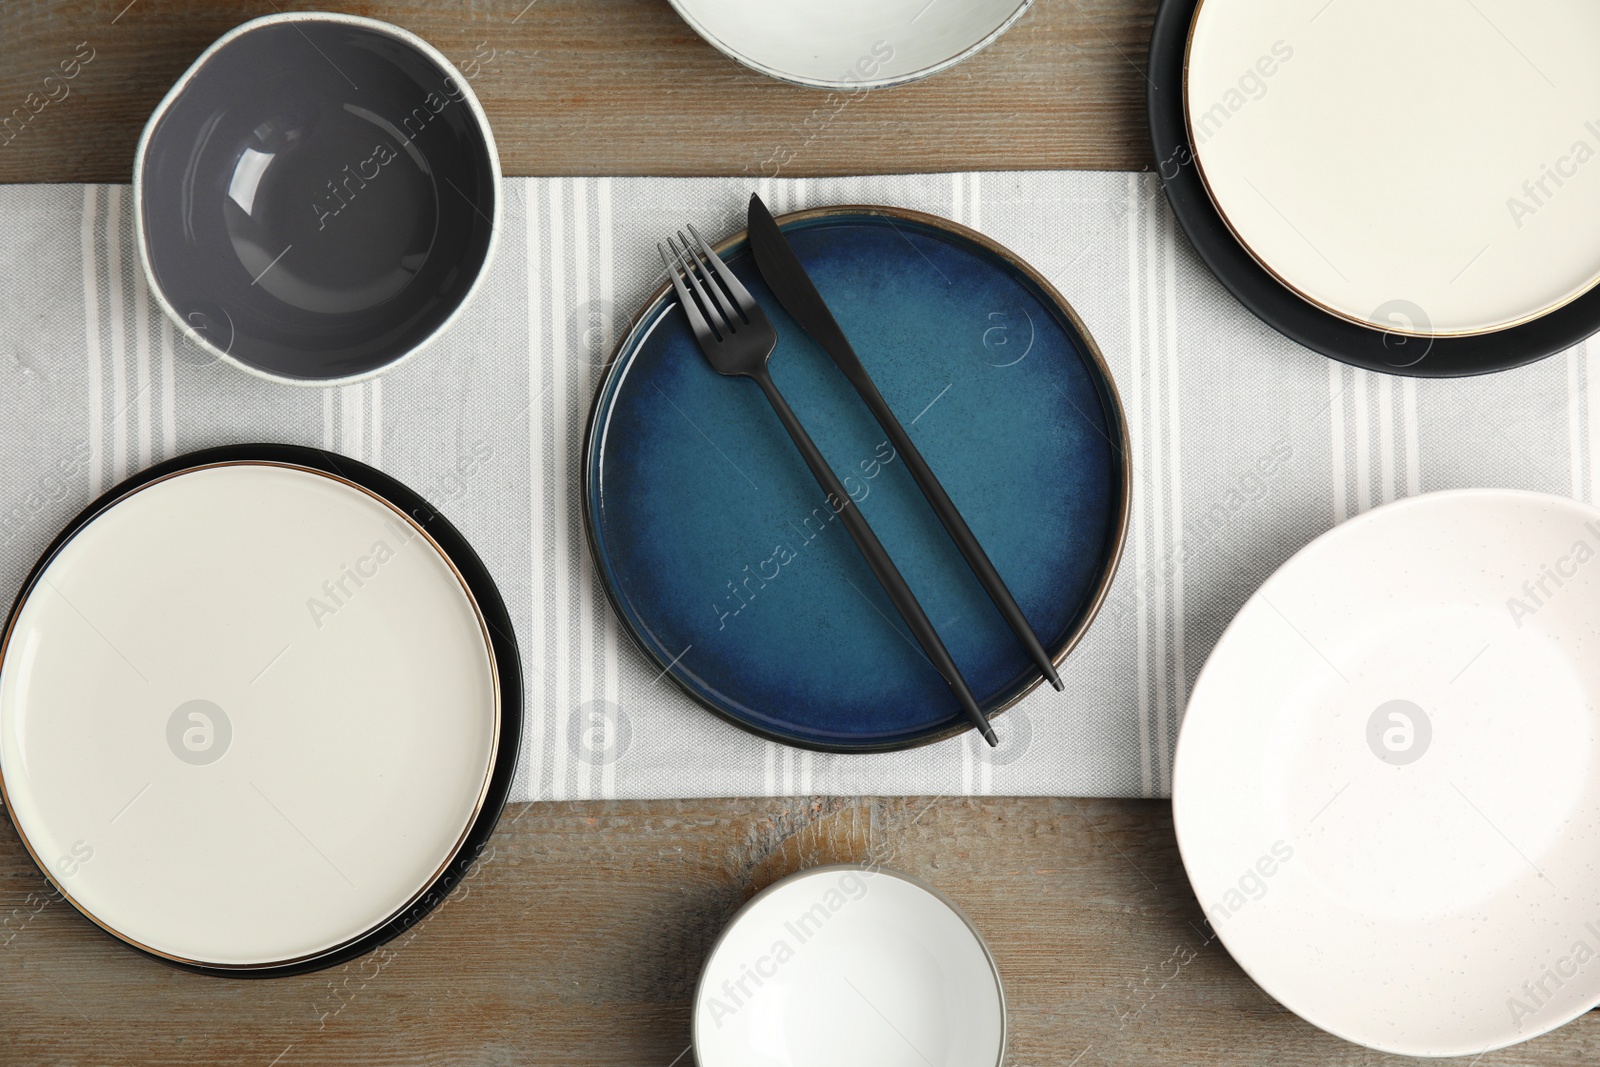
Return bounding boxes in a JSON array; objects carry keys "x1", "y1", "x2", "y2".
[{"x1": 583, "y1": 206, "x2": 1129, "y2": 752}]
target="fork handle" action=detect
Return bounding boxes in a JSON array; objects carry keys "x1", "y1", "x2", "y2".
[{"x1": 750, "y1": 367, "x2": 996, "y2": 747}]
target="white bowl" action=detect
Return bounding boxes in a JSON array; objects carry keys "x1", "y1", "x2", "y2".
[
  {"x1": 1175, "y1": 489, "x2": 1600, "y2": 1055},
  {"x1": 669, "y1": 0, "x2": 1033, "y2": 89},
  {"x1": 693, "y1": 865, "x2": 1005, "y2": 1067}
]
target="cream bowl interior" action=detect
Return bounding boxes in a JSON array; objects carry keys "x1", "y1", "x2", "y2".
[{"x1": 1175, "y1": 489, "x2": 1600, "y2": 1056}]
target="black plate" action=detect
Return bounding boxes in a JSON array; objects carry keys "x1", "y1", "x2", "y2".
[
  {"x1": 1148, "y1": 0, "x2": 1600, "y2": 377},
  {"x1": 0, "y1": 444, "x2": 521, "y2": 978}
]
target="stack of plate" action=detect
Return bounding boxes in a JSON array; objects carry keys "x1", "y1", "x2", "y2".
[{"x1": 1151, "y1": 0, "x2": 1600, "y2": 375}]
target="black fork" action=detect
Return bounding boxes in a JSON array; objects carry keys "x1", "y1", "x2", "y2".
[{"x1": 660, "y1": 226, "x2": 997, "y2": 746}]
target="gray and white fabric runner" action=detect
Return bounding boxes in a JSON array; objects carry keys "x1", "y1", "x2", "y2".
[{"x1": 0, "y1": 172, "x2": 1584, "y2": 801}]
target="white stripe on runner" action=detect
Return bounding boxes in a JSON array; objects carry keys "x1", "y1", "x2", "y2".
[
  {"x1": 322, "y1": 387, "x2": 335, "y2": 451},
  {"x1": 1587, "y1": 341, "x2": 1600, "y2": 505},
  {"x1": 132, "y1": 252, "x2": 153, "y2": 470},
  {"x1": 952, "y1": 172, "x2": 964, "y2": 225},
  {"x1": 82, "y1": 186, "x2": 104, "y2": 497},
  {"x1": 1160, "y1": 203, "x2": 1185, "y2": 782},
  {"x1": 598, "y1": 175, "x2": 619, "y2": 801},
  {"x1": 159, "y1": 314, "x2": 176, "y2": 459},
  {"x1": 1125, "y1": 174, "x2": 1153, "y2": 797},
  {"x1": 526, "y1": 178, "x2": 549, "y2": 801},
  {"x1": 1351, "y1": 369, "x2": 1372, "y2": 514},
  {"x1": 107, "y1": 186, "x2": 128, "y2": 485},
  {"x1": 572, "y1": 176, "x2": 593, "y2": 801},
  {"x1": 970, "y1": 172, "x2": 982, "y2": 231},
  {"x1": 1328, "y1": 362, "x2": 1348, "y2": 523},
  {"x1": 1143, "y1": 178, "x2": 1169, "y2": 796},
  {"x1": 548, "y1": 176, "x2": 572, "y2": 801},
  {"x1": 369, "y1": 378, "x2": 383, "y2": 468},
  {"x1": 961, "y1": 727, "x2": 975, "y2": 794},
  {"x1": 764, "y1": 741, "x2": 778, "y2": 797},
  {"x1": 1376, "y1": 373, "x2": 1396, "y2": 505},
  {"x1": 1568, "y1": 348, "x2": 1584, "y2": 499},
  {"x1": 1401, "y1": 377, "x2": 1421, "y2": 497},
  {"x1": 340, "y1": 383, "x2": 364, "y2": 462}
]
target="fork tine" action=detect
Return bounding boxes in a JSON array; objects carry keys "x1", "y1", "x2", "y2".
[
  {"x1": 669, "y1": 234, "x2": 729, "y2": 339},
  {"x1": 677, "y1": 228, "x2": 742, "y2": 331},
  {"x1": 688, "y1": 223, "x2": 759, "y2": 318},
  {"x1": 659, "y1": 241, "x2": 713, "y2": 343}
]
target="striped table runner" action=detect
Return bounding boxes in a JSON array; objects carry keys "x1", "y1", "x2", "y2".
[{"x1": 0, "y1": 173, "x2": 1581, "y2": 800}]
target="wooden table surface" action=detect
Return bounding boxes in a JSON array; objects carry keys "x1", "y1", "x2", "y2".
[{"x1": 1, "y1": 2, "x2": 1597, "y2": 1065}]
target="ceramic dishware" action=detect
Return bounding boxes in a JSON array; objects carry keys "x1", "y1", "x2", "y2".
[
  {"x1": 135, "y1": 13, "x2": 500, "y2": 385},
  {"x1": 1186, "y1": 0, "x2": 1600, "y2": 339},
  {"x1": 668, "y1": 0, "x2": 1033, "y2": 89},
  {"x1": 583, "y1": 206, "x2": 1129, "y2": 752},
  {"x1": 1175, "y1": 489, "x2": 1600, "y2": 1054},
  {"x1": 1150, "y1": 0, "x2": 1600, "y2": 375},
  {"x1": 747, "y1": 194, "x2": 1062, "y2": 694},
  {"x1": 659, "y1": 221, "x2": 996, "y2": 745},
  {"x1": 694, "y1": 865, "x2": 1005, "y2": 1067},
  {"x1": 0, "y1": 445, "x2": 520, "y2": 975}
]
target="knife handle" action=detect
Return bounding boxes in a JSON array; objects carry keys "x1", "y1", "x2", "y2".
[{"x1": 749, "y1": 366, "x2": 997, "y2": 746}]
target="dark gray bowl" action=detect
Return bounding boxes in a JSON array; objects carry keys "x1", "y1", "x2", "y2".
[{"x1": 135, "y1": 13, "x2": 500, "y2": 385}]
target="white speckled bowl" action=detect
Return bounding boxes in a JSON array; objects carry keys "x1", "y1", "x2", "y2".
[
  {"x1": 693, "y1": 865, "x2": 1005, "y2": 1067},
  {"x1": 1176, "y1": 488, "x2": 1600, "y2": 1056}
]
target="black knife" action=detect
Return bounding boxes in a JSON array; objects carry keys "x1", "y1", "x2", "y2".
[{"x1": 746, "y1": 193, "x2": 1064, "y2": 693}]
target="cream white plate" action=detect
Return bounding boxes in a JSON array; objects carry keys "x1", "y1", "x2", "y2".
[
  {"x1": 1175, "y1": 489, "x2": 1600, "y2": 1056},
  {"x1": 668, "y1": 0, "x2": 1032, "y2": 89},
  {"x1": 694, "y1": 865, "x2": 1005, "y2": 1067},
  {"x1": 0, "y1": 460, "x2": 499, "y2": 969},
  {"x1": 1186, "y1": 0, "x2": 1600, "y2": 336}
]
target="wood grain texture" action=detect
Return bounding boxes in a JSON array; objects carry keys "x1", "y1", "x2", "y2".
[
  {"x1": 3, "y1": 2, "x2": 1598, "y2": 1064},
  {"x1": 0, "y1": 0, "x2": 1156, "y2": 184},
  {"x1": 2, "y1": 796, "x2": 1598, "y2": 1065}
]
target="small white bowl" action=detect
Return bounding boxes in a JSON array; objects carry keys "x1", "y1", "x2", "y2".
[
  {"x1": 669, "y1": 0, "x2": 1033, "y2": 89},
  {"x1": 693, "y1": 865, "x2": 1005, "y2": 1067}
]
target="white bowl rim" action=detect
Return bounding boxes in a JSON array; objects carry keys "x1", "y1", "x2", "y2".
[
  {"x1": 131, "y1": 11, "x2": 503, "y2": 388},
  {"x1": 666, "y1": 0, "x2": 1035, "y2": 91},
  {"x1": 690, "y1": 862, "x2": 1008, "y2": 1065}
]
